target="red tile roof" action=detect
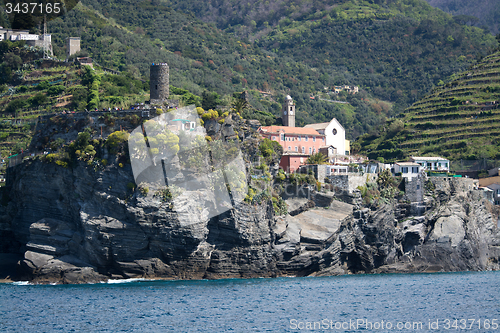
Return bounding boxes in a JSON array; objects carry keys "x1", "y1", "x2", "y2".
[{"x1": 259, "y1": 126, "x2": 322, "y2": 136}]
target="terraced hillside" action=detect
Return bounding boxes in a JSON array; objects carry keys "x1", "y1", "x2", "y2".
[{"x1": 356, "y1": 51, "x2": 500, "y2": 162}]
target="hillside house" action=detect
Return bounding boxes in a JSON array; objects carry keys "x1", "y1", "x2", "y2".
[
  {"x1": 393, "y1": 162, "x2": 421, "y2": 179},
  {"x1": 410, "y1": 156, "x2": 450, "y2": 172},
  {"x1": 0, "y1": 27, "x2": 52, "y2": 55},
  {"x1": 318, "y1": 145, "x2": 337, "y2": 160},
  {"x1": 279, "y1": 152, "x2": 310, "y2": 173}
]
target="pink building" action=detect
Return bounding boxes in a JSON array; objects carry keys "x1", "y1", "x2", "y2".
[
  {"x1": 279, "y1": 152, "x2": 311, "y2": 173},
  {"x1": 259, "y1": 126, "x2": 325, "y2": 155},
  {"x1": 259, "y1": 126, "x2": 326, "y2": 172}
]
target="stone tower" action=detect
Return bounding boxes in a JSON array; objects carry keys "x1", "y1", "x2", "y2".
[
  {"x1": 150, "y1": 63, "x2": 169, "y2": 104},
  {"x1": 282, "y1": 95, "x2": 295, "y2": 127},
  {"x1": 66, "y1": 37, "x2": 80, "y2": 60}
]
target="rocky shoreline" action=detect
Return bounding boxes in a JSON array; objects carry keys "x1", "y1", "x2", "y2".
[
  {"x1": 0, "y1": 156, "x2": 498, "y2": 284},
  {"x1": 0, "y1": 114, "x2": 499, "y2": 284}
]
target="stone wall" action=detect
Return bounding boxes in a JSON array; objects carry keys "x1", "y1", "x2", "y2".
[
  {"x1": 327, "y1": 173, "x2": 376, "y2": 194},
  {"x1": 405, "y1": 174, "x2": 424, "y2": 203},
  {"x1": 431, "y1": 177, "x2": 477, "y2": 196},
  {"x1": 298, "y1": 165, "x2": 327, "y2": 182}
]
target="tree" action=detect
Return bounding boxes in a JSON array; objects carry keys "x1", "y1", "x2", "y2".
[
  {"x1": 47, "y1": 85, "x2": 66, "y2": 96},
  {"x1": 4, "y1": 53, "x2": 22, "y2": 70},
  {"x1": 0, "y1": 64, "x2": 12, "y2": 85},
  {"x1": 28, "y1": 93, "x2": 48, "y2": 106},
  {"x1": 202, "y1": 91, "x2": 220, "y2": 110},
  {"x1": 5, "y1": 99, "x2": 27, "y2": 114},
  {"x1": 232, "y1": 97, "x2": 249, "y2": 114},
  {"x1": 306, "y1": 152, "x2": 328, "y2": 165}
]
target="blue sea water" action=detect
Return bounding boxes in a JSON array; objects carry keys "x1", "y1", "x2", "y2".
[{"x1": 1, "y1": 271, "x2": 499, "y2": 332}]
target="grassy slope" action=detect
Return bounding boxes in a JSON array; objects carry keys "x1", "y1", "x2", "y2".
[{"x1": 356, "y1": 50, "x2": 500, "y2": 162}]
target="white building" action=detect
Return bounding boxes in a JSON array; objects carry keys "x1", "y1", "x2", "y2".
[
  {"x1": 486, "y1": 183, "x2": 500, "y2": 205},
  {"x1": 410, "y1": 156, "x2": 450, "y2": 171},
  {"x1": 304, "y1": 118, "x2": 347, "y2": 155},
  {"x1": 393, "y1": 162, "x2": 421, "y2": 179},
  {"x1": 0, "y1": 28, "x2": 52, "y2": 55}
]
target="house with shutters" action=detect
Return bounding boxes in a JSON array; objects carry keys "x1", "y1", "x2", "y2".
[{"x1": 409, "y1": 156, "x2": 450, "y2": 172}]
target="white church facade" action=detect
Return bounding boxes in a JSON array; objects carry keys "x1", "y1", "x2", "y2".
[{"x1": 304, "y1": 119, "x2": 347, "y2": 156}]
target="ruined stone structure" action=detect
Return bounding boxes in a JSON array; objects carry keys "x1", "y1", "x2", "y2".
[
  {"x1": 150, "y1": 63, "x2": 169, "y2": 104},
  {"x1": 66, "y1": 37, "x2": 80, "y2": 60}
]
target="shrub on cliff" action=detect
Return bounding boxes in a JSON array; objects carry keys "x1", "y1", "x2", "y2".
[
  {"x1": 106, "y1": 131, "x2": 130, "y2": 155},
  {"x1": 259, "y1": 138, "x2": 283, "y2": 164}
]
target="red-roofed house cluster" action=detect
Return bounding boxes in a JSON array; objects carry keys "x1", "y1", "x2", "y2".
[{"x1": 258, "y1": 95, "x2": 350, "y2": 173}]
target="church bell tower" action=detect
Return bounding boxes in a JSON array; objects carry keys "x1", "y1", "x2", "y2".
[{"x1": 282, "y1": 95, "x2": 295, "y2": 127}]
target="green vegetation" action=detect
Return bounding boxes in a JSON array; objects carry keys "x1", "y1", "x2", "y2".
[
  {"x1": 356, "y1": 50, "x2": 500, "y2": 161},
  {"x1": 358, "y1": 170, "x2": 402, "y2": 206},
  {"x1": 306, "y1": 152, "x2": 328, "y2": 165},
  {"x1": 259, "y1": 138, "x2": 283, "y2": 164},
  {"x1": 38, "y1": 0, "x2": 497, "y2": 139}
]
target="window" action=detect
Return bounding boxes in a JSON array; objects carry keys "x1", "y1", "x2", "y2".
[
  {"x1": 427, "y1": 162, "x2": 432, "y2": 168},
  {"x1": 402, "y1": 167, "x2": 408, "y2": 173},
  {"x1": 295, "y1": 146, "x2": 298, "y2": 152},
  {"x1": 313, "y1": 137, "x2": 316, "y2": 142},
  {"x1": 313, "y1": 148, "x2": 316, "y2": 153},
  {"x1": 298, "y1": 136, "x2": 301, "y2": 141},
  {"x1": 309, "y1": 147, "x2": 312, "y2": 154},
  {"x1": 288, "y1": 146, "x2": 291, "y2": 151},
  {"x1": 332, "y1": 128, "x2": 337, "y2": 135},
  {"x1": 280, "y1": 134, "x2": 285, "y2": 141},
  {"x1": 272, "y1": 136, "x2": 276, "y2": 140},
  {"x1": 290, "y1": 106, "x2": 293, "y2": 111},
  {"x1": 302, "y1": 147, "x2": 305, "y2": 153},
  {"x1": 322, "y1": 137, "x2": 325, "y2": 142},
  {"x1": 305, "y1": 137, "x2": 308, "y2": 142},
  {"x1": 417, "y1": 185, "x2": 420, "y2": 190},
  {"x1": 412, "y1": 167, "x2": 419, "y2": 173}
]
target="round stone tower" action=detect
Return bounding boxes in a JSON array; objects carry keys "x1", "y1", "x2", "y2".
[{"x1": 150, "y1": 63, "x2": 169, "y2": 104}]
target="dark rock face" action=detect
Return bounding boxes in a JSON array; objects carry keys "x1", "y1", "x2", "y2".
[
  {"x1": 1, "y1": 115, "x2": 499, "y2": 283},
  {"x1": 2, "y1": 158, "x2": 500, "y2": 283},
  {"x1": 301, "y1": 191, "x2": 500, "y2": 276},
  {"x1": 3, "y1": 159, "x2": 279, "y2": 283}
]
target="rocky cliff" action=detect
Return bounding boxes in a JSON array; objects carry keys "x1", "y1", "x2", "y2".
[{"x1": 0, "y1": 114, "x2": 499, "y2": 283}]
